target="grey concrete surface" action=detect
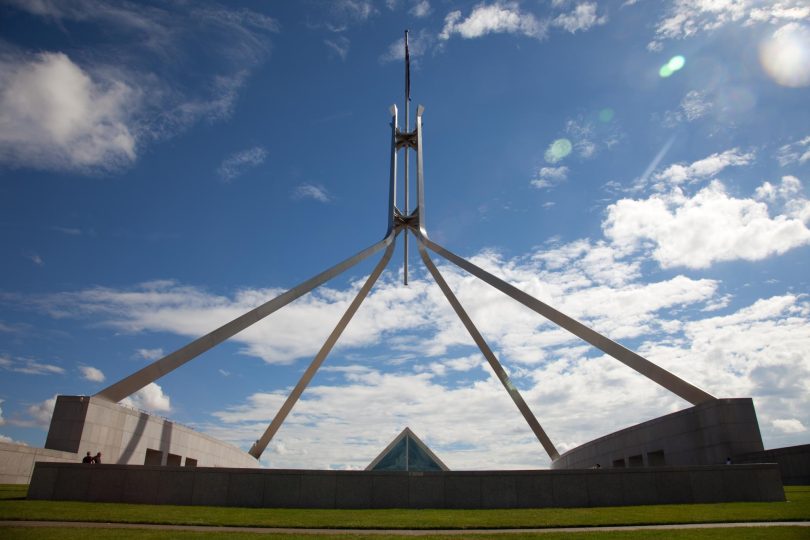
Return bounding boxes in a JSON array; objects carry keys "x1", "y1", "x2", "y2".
[
  {"x1": 736, "y1": 443, "x2": 810, "y2": 485},
  {"x1": 552, "y1": 398, "x2": 764, "y2": 470},
  {"x1": 28, "y1": 462, "x2": 785, "y2": 508},
  {"x1": 0, "y1": 441, "x2": 78, "y2": 484},
  {"x1": 45, "y1": 395, "x2": 256, "y2": 469}
]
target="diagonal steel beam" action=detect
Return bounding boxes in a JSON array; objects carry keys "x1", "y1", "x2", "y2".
[
  {"x1": 416, "y1": 238, "x2": 560, "y2": 461},
  {"x1": 250, "y1": 231, "x2": 400, "y2": 459},
  {"x1": 419, "y1": 234, "x2": 715, "y2": 406},
  {"x1": 95, "y1": 230, "x2": 399, "y2": 404}
]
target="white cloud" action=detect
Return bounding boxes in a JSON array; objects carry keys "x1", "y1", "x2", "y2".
[
  {"x1": 439, "y1": 2, "x2": 547, "y2": 41},
  {"x1": 410, "y1": 0, "x2": 431, "y2": 18},
  {"x1": 79, "y1": 365, "x2": 106, "y2": 382},
  {"x1": 680, "y1": 90, "x2": 713, "y2": 121},
  {"x1": 217, "y1": 146, "x2": 267, "y2": 182},
  {"x1": 14, "y1": 235, "x2": 810, "y2": 466},
  {"x1": 380, "y1": 29, "x2": 434, "y2": 63},
  {"x1": 653, "y1": 149, "x2": 754, "y2": 187},
  {"x1": 25, "y1": 253, "x2": 44, "y2": 266},
  {"x1": 604, "y1": 179, "x2": 810, "y2": 269},
  {"x1": 649, "y1": 0, "x2": 810, "y2": 50},
  {"x1": 0, "y1": 355, "x2": 64, "y2": 375},
  {"x1": 551, "y1": 2, "x2": 607, "y2": 33},
  {"x1": 531, "y1": 166, "x2": 569, "y2": 189},
  {"x1": 773, "y1": 418, "x2": 806, "y2": 433},
  {"x1": 293, "y1": 183, "x2": 333, "y2": 203},
  {"x1": 200, "y1": 291, "x2": 810, "y2": 469},
  {"x1": 777, "y1": 135, "x2": 810, "y2": 166},
  {"x1": 324, "y1": 36, "x2": 350, "y2": 61},
  {"x1": 122, "y1": 382, "x2": 171, "y2": 413},
  {"x1": 1, "y1": 2, "x2": 277, "y2": 173},
  {"x1": 755, "y1": 175, "x2": 810, "y2": 223},
  {"x1": 28, "y1": 395, "x2": 57, "y2": 426},
  {"x1": 0, "y1": 399, "x2": 4, "y2": 426},
  {"x1": 0, "y1": 51, "x2": 136, "y2": 172},
  {"x1": 135, "y1": 348, "x2": 164, "y2": 361}
]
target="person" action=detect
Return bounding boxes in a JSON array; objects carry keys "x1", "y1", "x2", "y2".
[
  {"x1": 725, "y1": 456, "x2": 732, "y2": 465},
  {"x1": 92, "y1": 452, "x2": 102, "y2": 464},
  {"x1": 82, "y1": 451, "x2": 92, "y2": 464}
]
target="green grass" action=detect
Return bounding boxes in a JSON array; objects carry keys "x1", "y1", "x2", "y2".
[
  {"x1": 0, "y1": 526, "x2": 808, "y2": 539},
  {"x1": 0, "y1": 484, "x2": 808, "y2": 531}
]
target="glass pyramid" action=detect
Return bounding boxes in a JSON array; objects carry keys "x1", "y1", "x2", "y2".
[{"x1": 366, "y1": 427, "x2": 448, "y2": 471}]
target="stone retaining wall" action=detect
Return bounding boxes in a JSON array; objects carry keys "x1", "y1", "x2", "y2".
[{"x1": 28, "y1": 462, "x2": 785, "y2": 508}]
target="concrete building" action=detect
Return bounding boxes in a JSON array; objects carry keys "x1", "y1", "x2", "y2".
[
  {"x1": 551, "y1": 398, "x2": 764, "y2": 470},
  {"x1": 1, "y1": 395, "x2": 256, "y2": 484}
]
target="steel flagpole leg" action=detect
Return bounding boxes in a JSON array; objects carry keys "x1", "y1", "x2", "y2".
[{"x1": 250, "y1": 230, "x2": 400, "y2": 459}]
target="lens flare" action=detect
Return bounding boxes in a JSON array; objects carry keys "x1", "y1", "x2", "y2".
[
  {"x1": 760, "y1": 23, "x2": 810, "y2": 88},
  {"x1": 598, "y1": 108, "x2": 614, "y2": 123},
  {"x1": 659, "y1": 55, "x2": 685, "y2": 78},
  {"x1": 544, "y1": 138, "x2": 572, "y2": 163}
]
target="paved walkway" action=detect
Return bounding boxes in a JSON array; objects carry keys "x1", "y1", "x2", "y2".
[{"x1": 1, "y1": 520, "x2": 809, "y2": 535}]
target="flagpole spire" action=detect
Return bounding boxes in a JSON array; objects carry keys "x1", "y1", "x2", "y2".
[{"x1": 403, "y1": 29, "x2": 411, "y2": 286}]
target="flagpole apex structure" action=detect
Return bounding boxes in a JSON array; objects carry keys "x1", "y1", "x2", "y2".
[{"x1": 95, "y1": 32, "x2": 714, "y2": 464}]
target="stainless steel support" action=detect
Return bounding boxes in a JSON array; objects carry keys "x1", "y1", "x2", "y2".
[
  {"x1": 419, "y1": 235, "x2": 716, "y2": 406},
  {"x1": 403, "y1": 31, "x2": 411, "y2": 286},
  {"x1": 250, "y1": 230, "x2": 400, "y2": 459},
  {"x1": 415, "y1": 105, "x2": 426, "y2": 236},
  {"x1": 416, "y1": 238, "x2": 560, "y2": 461},
  {"x1": 95, "y1": 231, "x2": 399, "y2": 403},
  {"x1": 387, "y1": 105, "x2": 398, "y2": 236}
]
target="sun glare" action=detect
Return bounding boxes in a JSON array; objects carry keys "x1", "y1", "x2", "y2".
[
  {"x1": 759, "y1": 23, "x2": 810, "y2": 88},
  {"x1": 659, "y1": 55, "x2": 685, "y2": 78},
  {"x1": 544, "y1": 138, "x2": 572, "y2": 163}
]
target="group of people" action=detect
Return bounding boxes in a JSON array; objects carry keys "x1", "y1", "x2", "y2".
[{"x1": 81, "y1": 451, "x2": 102, "y2": 464}]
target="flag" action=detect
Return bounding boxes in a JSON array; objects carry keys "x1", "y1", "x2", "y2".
[{"x1": 405, "y1": 30, "x2": 411, "y2": 102}]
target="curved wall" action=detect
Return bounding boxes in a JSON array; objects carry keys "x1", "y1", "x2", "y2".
[
  {"x1": 551, "y1": 398, "x2": 764, "y2": 470},
  {"x1": 44, "y1": 395, "x2": 256, "y2": 469}
]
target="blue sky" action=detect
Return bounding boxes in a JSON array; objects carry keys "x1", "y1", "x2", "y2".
[{"x1": 1, "y1": 0, "x2": 809, "y2": 470}]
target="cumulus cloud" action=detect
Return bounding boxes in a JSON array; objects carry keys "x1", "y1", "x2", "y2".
[
  {"x1": 79, "y1": 365, "x2": 106, "y2": 382},
  {"x1": 293, "y1": 183, "x2": 333, "y2": 203},
  {"x1": 531, "y1": 166, "x2": 569, "y2": 189},
  {"x1": 0, "y1": 52, "x2": 136, "y2": 172},
  {"x1": 200, "y1": 291, "x2": 810, "y2": 469},
  {"x1": 439, "y1": 1, "x2": 547, "y2": 41},
  {"x1": 1, "y1": 1, "x2": 277, "y2": 174},
  {"x1": 551, "y1": 2, "x2": 607, "y2": 33},
  {"x1": 216, "y1": 146, "x2": 267, "y2": 182},
  {"x1": 773, "y1": 418, "x2": 806, "y2": 433},
  {"x1": 27, "y1": 395, "x2": 57, "y2": 426},
  {"x1": 653, "y1": 149, "x2": 754, "y2": 188},
  {"x1": 604, "y1": 179, "x2": 810, "y2": 269},
  {"x1": 122, "y1": 382, "x2": 171, "y2": 413},
  {"x1": 11, "y1": 236, "x2": 810, "y2": 466}
]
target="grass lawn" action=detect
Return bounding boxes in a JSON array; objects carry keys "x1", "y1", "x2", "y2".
[
  {"x1": 0, "y1": 526, "x2": 809, "y2": 539},
  {"x1": 1, "y1": 484, "x2": 808, "y2": 534}
]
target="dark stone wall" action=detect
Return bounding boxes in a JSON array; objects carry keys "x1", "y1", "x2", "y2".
[
  {"x1": 28, "y1": 462, "x2": 785, "y2": 508},
  {"x1": 552, "y1": 398, "x2": 764, "y2": 470},
  {"x1": 736, "y1": 444, "x2": 810, "y2": 485}
]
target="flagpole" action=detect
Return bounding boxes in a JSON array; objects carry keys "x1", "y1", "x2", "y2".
[{"x1": 403, "y1": 29, "x2": 410, "y2": 286}]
